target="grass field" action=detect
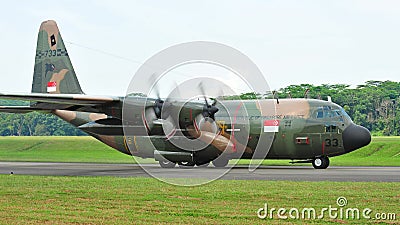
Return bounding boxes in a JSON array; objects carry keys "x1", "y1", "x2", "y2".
[
  {"x1": 0, "y1": 136, "x2": 135, "y2": 163},
  {"x1": 0, "y1": 136, "x2": 399, "y2": 166},
  {"x1": 0, "y1": 137, "x2": 398, "y2": 224},
  {"x1": 0, "y1": 175, "x2": 398, "y2": 224},
  {"x1": 330, "y1": 136, "x2": 400, "y2": 166}
]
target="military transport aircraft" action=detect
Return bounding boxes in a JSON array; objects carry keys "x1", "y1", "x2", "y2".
[{"x1": 0, "y1": 20, "x2": 371, "y2": 169}]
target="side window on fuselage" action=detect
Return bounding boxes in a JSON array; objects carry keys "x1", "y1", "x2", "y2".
[
  {"x1": 316, "y1": 109, "x2": 323, "y2": 119},
  {"x1": 323, "y1": 106, "x2": 333, "y2": 118}
]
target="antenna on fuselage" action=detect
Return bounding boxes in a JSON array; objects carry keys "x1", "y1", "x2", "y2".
[
  {"x1": 288, "y1": 92, "x2": 292, "y2": 99},
  {"x1": 327, "y1": 96, "x2": 332, "y2": 102},
  {"x1": 304, "y1": 89, "x2": 310, "y2": 99},
  {"x1": 272, "y1": 90, "x2": 279, "y2": 104}
]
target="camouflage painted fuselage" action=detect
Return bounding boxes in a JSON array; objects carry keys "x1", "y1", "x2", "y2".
[{"x1": 53, "y1": 98, "x2": 353, "y2": 160}]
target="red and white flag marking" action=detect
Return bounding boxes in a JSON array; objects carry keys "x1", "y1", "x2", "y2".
[
  {"x1": 263, "y1": 120, "x2": 280, "y2": 132},
  {"x1": 47, "y1": 82, "x2": 57, "y2": 93}
]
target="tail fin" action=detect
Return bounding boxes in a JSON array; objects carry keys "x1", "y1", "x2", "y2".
[{"x1": 31, "y1": 20, "x2": 83, "y2": 94}]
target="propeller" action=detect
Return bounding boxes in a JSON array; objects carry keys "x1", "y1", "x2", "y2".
[
  {"x1": 189, "y1": 83, "x2": 254, "y2": 155},
  {"x1": 189, "y1": 82, "x2": 221, "y2": 150},
  {"x1": 143, "y1": 74, "x2": 176, "y2": 134},
  {"x1": 149, "y1": 73, "x2": 170, "y2": 119},
  {"x1": 198, "y1": 82, "x2": 219, "y2": 120},
  {"x1": 144, "y1": 79, "x2": 221, "y2": 143}
]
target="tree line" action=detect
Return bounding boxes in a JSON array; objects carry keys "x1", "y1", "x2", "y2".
[{"x1": 0, "y1": 80, "x2": 399, "y2": 136}]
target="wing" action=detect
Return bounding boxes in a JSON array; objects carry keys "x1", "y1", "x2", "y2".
[
  {"x1": 0, "y1": 106, "x2": 49, "y2": 113},
  {"x1": 0, "y1": 92, "x2": 122, "y2": 113}
]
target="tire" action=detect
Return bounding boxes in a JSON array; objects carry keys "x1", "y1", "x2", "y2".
[
  {"x1": 178, "y1": 161, "x2": 195, "y2": 168},
  {"x1": 312, "y1": 156, "x2": 330, "y2": 169},
  {"x1": 212, "y1": 157, "x2": 229, "y2": 168},
  {"x1": 195, "y1": 161, "x2": 210, "y2": 168},
  {"x1": 159, "y1": 160, "x2": 176, "y2": 168}
]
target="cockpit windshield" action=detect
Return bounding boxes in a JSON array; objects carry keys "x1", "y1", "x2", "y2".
[
  {"x1": 316, "y1": 106, "x2": 334, "y2": 119},
  {"x1": 339, "y1": 107, "x2": 352, "y2": 122},
  {"x1": 315, "y1": 105, "x2": 352, "y2": 122}
]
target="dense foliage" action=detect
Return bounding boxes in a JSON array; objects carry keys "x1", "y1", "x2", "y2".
[{"x1": 0, "y1": 80, "x2": 399, "y2": 136}]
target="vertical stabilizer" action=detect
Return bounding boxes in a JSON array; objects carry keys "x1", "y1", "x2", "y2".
[{"x1": 31, "y1": 20, "x2": 83, "y2": 94}]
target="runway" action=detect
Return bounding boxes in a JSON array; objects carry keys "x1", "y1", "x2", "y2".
[{"x1": 0, "y1": 162, "x2": 399, "y2": 182}]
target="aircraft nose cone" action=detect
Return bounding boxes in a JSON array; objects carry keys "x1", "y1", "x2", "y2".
[{"x1": 342, "y1": 123, "x2": 371, "y2": 152}]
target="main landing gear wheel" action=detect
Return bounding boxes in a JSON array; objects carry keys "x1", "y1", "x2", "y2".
[
  {"x1": 159, "y1": 160, "x2": 176, "y2": 168},
  {"x1": 195, "y1": 161, "x2": 210, "y2": 168},
  {"x1": 178, "y1": 161, "x2": 195, "y2": 168},
  {"x1": 212, "y1": 157, "x2": 229, "y2": 168},
  {"x1": 312, "y1": 156, "x2": 330, "y2": 169}
]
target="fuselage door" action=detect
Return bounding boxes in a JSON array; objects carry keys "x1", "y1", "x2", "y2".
[{"x1": 321, "y1": 107, "x2": 344, "y2": 156}]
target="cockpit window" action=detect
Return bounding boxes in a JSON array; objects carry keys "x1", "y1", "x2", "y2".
[
  {"x1": 339, "y1": 108, "x2": 352, "y2": 122},
  {"x1": 325, "y1": 110, "x2": 335, "y2": 118},
  {"x1": 315, "y1": 106, "x2": 352, "y2": 122},
  {"x1": 315, "y1": 106, "x2": 334, "y2": 119},
  {"x1": 332, "y1": 110, "x2": 344, "y2": 122}
]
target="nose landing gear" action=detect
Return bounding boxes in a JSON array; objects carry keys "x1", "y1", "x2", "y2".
[{"x1": 312, "y1": 156, "x2": 330, "y2": 169}]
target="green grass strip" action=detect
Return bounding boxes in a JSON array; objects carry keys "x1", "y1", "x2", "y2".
[
  {"x1": 0, "y1": 175, "x2": 398, "y2": 224},
  {"x1": 0, "y1": 136, "x2": 399, "y2": 166}
]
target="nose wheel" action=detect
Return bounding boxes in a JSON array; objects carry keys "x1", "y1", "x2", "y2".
[{"x1": 312, "y1": 156, "x2": 330, "y2": 169}]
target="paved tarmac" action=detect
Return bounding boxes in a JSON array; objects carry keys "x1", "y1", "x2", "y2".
[{"x1": 0, "y1": 162, "x2": 398, "y2": 182}]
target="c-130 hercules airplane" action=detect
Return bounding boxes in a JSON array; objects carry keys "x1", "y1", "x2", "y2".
[{"x1": 0, "y1": 20, "x2": 371, "y2": 169}]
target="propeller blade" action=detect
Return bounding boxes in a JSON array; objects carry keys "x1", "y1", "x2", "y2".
[
  {"x1": 166, "y1": 81, "x2": 182, "y2": 101},
  {"x1": 211, "y1": 97, "x2": 218, "y2": 106},
  {"x1": 198, "y1": 81, "x2": 209, "y2": 106},
  {"x1": 143, "y1": 107, "x2": 157, "y2": 132},
  {"x1": 149, "y1": 73, "x2": 161, "y2": 99}
]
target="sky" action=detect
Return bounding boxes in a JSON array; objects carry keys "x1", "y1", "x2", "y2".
[{"x1": 1, "y1": 0, "x2": 400, "y2": 96}]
